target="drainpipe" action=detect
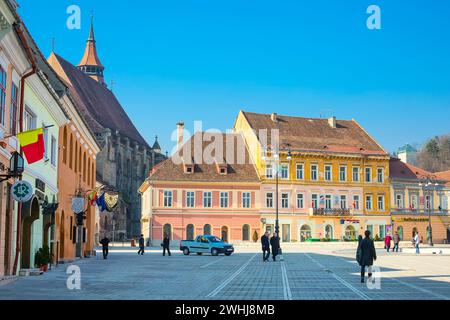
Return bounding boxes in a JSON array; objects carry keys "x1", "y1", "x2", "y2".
[{"x1": 12, "y1": 22, "x2": 37, "y2": 275}]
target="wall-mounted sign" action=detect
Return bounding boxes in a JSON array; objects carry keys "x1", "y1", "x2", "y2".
[
  {"x1": 72, "y1": 197, "x2": 85, "y2": 213},
  {"x1": 392, "y1": 217, "x2": 429, "y2": 223},
  {"x1": 11, "y1": 180, "x2": 33, "y2": 202}
]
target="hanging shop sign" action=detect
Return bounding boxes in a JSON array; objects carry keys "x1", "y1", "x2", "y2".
[
  {"x1": 104, "y1": 192, "x2": 119, "y2": 211},
  {"x1": 11, "y1": 180, "x2": 33, "y2": 202},
  {"x1": 72, "y1": 197, "x2": 85, "y2": 213},
  {"x1": 35, "y1": 178, "x2": 45, "y2": 193}
]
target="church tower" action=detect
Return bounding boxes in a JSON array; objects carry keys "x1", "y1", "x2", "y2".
[{"x1": 77, "y1": 17, "x2": 105, "y2": 85}]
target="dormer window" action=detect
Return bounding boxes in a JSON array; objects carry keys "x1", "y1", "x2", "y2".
[
  {"x1": 215, "y1": 158, "x2": 228, "y2": 175},
  {"x1": 184, "y1": 164, "x2": 194, "y2": 174},
  {"x1": 220, "y1": 167, "x2": 227, "y2": 175}
]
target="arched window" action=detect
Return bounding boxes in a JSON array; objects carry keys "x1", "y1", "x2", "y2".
[
  {"x1": 397, "y1": 226, "x2": 403, "y2": 240},
  {"x1": 186, "y1": 224, "x2": 194, "y2": 240},
  {"x1": 325, "y1": 225, "x2": 333, "y2": 239},
  {"x1": 163, "y1": 224, "x2": 172, "y2": 240},
  {"x1": 69, "y1": 134, "x2": 73, "y2": 169},
  {"x1": 62, "y1": 127, "x2": 67, "y2": 164},
  {"x1": 221, "y1": 226, "x2": 229, "y2": 243},
  {"x1": 91, "y1": 162, "x2": 95, "y2": 187},
  {"x1": 78, "y1": 146, "x2": 82, "y2": 173},
  {"x1": 87, "y1": 158, "x2": 91, "y2": 186},
  {"x1": 242, "y1": 224, "x2": 250, "y2": 241},
  {"x1": 345, "y1": 225, "x2": 356, "y2": 240},
  {"x1": 74, "y1": 141, "x2": 78, "y2": 173},
  {"x1": 300, "y1": 224, "x2": 312, "y2": 242},
  {"x1": 203, "y1": 224, "x2": 212, "y2": 235}
]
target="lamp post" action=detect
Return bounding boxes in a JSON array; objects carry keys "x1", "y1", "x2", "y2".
[
  {"x1": 419, "y1": 179, "x2": 439, "y2": 246},
  {"x1": 0, "y1": 152, "x2": 24, "y2": 182}
]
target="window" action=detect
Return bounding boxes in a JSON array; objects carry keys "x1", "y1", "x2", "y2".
[
  {"x1": 366, "y1": 195, "x2": 373, "y2": 210},
  {"x1": 396, "y1": 194, "x2": 403, "y2": 208},
  {"x1": 311, "y1": 194, "x2": 318, "y2": 208},
  {"x1": 0, "y1": 65, "x2": 6, "y2": 125},
  {"x1": 50, "y1": 136, "x2": 57, "y2": 166},
  {"x1": 324, "y1": 165, "x2": 332, "y2": 181},
  {"x1": 379, "y1": 225, "x2": 386, "y2": 239},
  {"x1": 280, "y1": 164, "x2": 289, "y2": 179},
  {"x1": 242, "y1": 192, "x2": 251, "y2": 208},
  {"x1": 24, "y1": 107, "x2": 36, "y2": 131},
  {"x1": 296, "y1": 164, "x2": 304, "y2": 180},
  {"x1": 43, "y1": 125, "x2": 48, "y2": 160},
  {"x1": 378, "y1": 195, "x2": 385, "y2": 211},
  {"x1": 340, "y1": 195, "x2": 347, "y2": 209},
  {"x1": 352, "y1": 167, "x2": 360, "y2": 182},
  {"x1": 377, "y1": 168, "x2": 384, "y2": 183},
  {"x1": 186, "y1": 191, "x2": 195, "y2": 208},
  {"x1": 325, "y1": 195, "x2": 332, "y2": 209},
  {"x1": 339, "y1": 166, "x2": 347, "y2": 181},
  {"x1": 203, "y1": 224, "x2": 212, "y2": 235},
  {"x1": 353, "y1": 195, "x2": 360, "y2": 210},
  {"x1": 266, "y1": 193, "x2": 274, "y2": 208},
  {"x1": 69, "y1": 135, "x2": 73, "y2": 169},
  {"x1": 10, "y1": 83, "x2": 19, "y2": 135},
  {"x1": 411, "y1": 195, "x2": 418, "y2": 209},
  {"x1": 297, "y1": 193, "x2": 304, "y2": 209},
  {"x1": 203, "y1": 192, "x2": 212, "y2": 208},
  {"x1": 365, "y1": 167, "x2": 372, "y2": 182},
  {"x1": 163, "y1": 191, "x2": 173, "y2": 207},
  {"x1": 281, "y1": 193, "x2": 289, "y2": 208},
  {"x1": 425, "y1": 195, "x2": 431, "y2": 209},
  {"x1": 186, "y1": 224, "x2": 194, "y2": 240},
  {"x1": 220, "y1": 192, "x2": 229, "y2": 208},
  {"x1": 266, "y1": 164, "x2": 273, "y2": 179},
  {"x1": 311, "y1": 164, "x2": 318, "y2": 181}
]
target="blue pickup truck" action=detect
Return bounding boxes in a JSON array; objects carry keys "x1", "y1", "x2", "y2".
[{"x1": 180, "y1": 235, "x2": 234, "y2": 256}]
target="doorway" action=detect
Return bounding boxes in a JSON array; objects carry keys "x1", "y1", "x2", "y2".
[
  {"x1": 221, "y1": 226, "x2": 229, "y2": 242},
  {"x1": 282, "y1": 224, "x2": 291, "y2": 242},
  {"x1": 21, "y1": 198, "x2": 40, "y2": 269},
  {"x1": 300, "y1": 225, "x2": 312, "y2": 242}
]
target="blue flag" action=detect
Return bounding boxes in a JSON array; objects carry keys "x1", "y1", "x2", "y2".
[{"x1": 96, "y1": 192, "x2": 107, "y2": 212}]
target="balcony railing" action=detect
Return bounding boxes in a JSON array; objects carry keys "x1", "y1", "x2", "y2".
[
  {"x1": 311, "y1": 208, "x2": 351, "y2": 216},
  {"x1": 391, "y1": 208, "x2": 449, "y2": 215}
]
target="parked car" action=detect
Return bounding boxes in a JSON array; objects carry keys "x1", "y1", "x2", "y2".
[{"x1": 180, "y1": 235, "x2": 234, "y2": 256}]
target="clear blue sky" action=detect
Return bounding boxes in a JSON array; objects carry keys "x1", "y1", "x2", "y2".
[{"x1": 18, "y1": 0, "x2": 450, "y2": 154}]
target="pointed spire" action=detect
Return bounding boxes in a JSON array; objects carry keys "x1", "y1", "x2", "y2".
[
  {"x1": 77, "y1": 13, "x2": 105, "y2": 84},
  {"x1": 152, "y1": 135, "x2": 161, "y2": 152}
]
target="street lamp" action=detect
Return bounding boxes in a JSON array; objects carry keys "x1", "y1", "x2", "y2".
[
  {"x1": 0, "y1": 152, "x2": 24, "y2": 182},
  {"x1": 420, "y1": 178, "x2": 439, "y2": 246}
]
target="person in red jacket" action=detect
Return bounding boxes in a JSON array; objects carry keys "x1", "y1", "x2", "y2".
[{"x1": 384, "y1": 233, "x2": 392, "y2": 252}]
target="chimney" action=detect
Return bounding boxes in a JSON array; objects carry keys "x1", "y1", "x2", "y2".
[
  {"x1": 271, "y1": 113, "x2": 278, "y2": 122},
  {"x1": 176, "y1": 121, "x2": 184, "y2": 150},
  {"x1": 328, "y1": 116, "x2": 336, "y2": 128}
]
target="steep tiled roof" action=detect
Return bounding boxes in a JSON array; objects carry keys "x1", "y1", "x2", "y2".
[
  {"x1": 150, "y1": 132, "x2": 259, "y2": 182},
  {"x1": 389, "y1": 157, "x2": 435, "y2": 180},
  {"x1": 435, "y1": 170, "x2": 450, "y2": 186},
  {"x1": 52, "y1": 54, "x2": 148, "y2": 147},
  {"x1": 239, "y1": 111, "x2": 387, "y2": 156}
]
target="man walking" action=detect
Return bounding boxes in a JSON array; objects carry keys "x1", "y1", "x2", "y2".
[
  {"x1": 163, "y1": 233, "x2": 171, "y2": 256},
  {"x1": 414, "y1": 231, "x2": 420, "y2": 254},
  {"x1": 384, "y1": 233, "x2": 392, "y2": 252},
  {"x1": 393, "y1": 231, "x2": 400, "y2": 252},
  {"x1": 137, "y1": 234, "x2": 145, "y2": 255},
  {"x1": 261, "y1": 231, "x2": 270, "y2": 262},
  {"x1": 100, "y1": 235, "x2": 110, "y2": 259},
  {"x1": 270, "y1": 232, "x2": 280, "y2": 262},
  {"x1": 358, "y1": 230, "x2": 377, "y2": 283}
]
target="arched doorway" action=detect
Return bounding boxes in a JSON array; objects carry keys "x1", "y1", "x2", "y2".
[
  {"x1": 300, "y1": 225, "x2": 312, "y2": 242},
  {"x1": 397, "y1": 226, "x2": 403, "y2": 240},
  {"x1": 163, "y1": 224, "x2": 172, "y2": 240},
  {"x1": 59, "y1": 211, "x2": 65, "y2": 259},
  {"x1": 21, "y1": 197, "x2": 40, "y2": 269},
  {"x1": 412, "y1": 227, "x2": 418, "y2": 238},
  {"x1": 203, "y1": 224, "x2": 212, "y2": 235},
  {"x1": 242, "y1": 224, "x2": 250, "y2": 241},
  {"x1": 325, "y1": 225, "x2": 333, "y2": 240},
  {"x1": 186, "y1": 224, "x2": 194, "y2": 240},
  {"x1": 345, "y1": 225, "x2": 356, "y2": 240},
  {"x1": 221, "y1": 226, "x2": 229, "y2": 242}
]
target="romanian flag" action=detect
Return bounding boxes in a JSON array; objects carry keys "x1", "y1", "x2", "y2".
[{"x1": 17, "y1": 128, "x2": 45, "y2": 164}]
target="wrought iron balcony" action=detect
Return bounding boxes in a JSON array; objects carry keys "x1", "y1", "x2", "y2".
[
  {"x1": 311, "y1": 208, "x2": 351, "y2": 216},
  {"x1": 391, "y1": 208, "x2": 449, "y2": 215}
]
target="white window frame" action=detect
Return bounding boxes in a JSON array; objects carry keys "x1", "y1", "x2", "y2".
[
  {"x1": 296, "y1": 163, "x2": 304, "y2": 180},
  {"x1": 220, "y1": 192, "x2": 229, "y2": 208},
  {"x1": 310, "y1": 164, "x2": 318, "y2": 181},
  {"x1": 186, "y1": 191, "x2": 195, "y2": 208},
  {"x1": 281, "y1": 193, "x2": 289, "y2": 209},
  {"x1": 325, "y1": 195, "x2": 332, "y2": 209},
  {"x1": 163, "y1": 190, "x2": 173, "y2": 207},
  {"x1": 366, "y1": 195, "x2": 373, "y2": 211},
  {"x1": 203, "y1": 191, "x2": 212, "y2": 208},
  {"x1": 242, "y1": 192, "x2": 251, "y2": 208},
  {"x1": 311, "y1": 194, "x2": 318, "y2": 208},
  {"x1": 339, "y1": 166, "x2": 347, "y2": 182},
  {"x1": 378, "y1": 195, "x2": 385, "y2": 211},
  {"x1": 377, "y1": 167, "x2": 384, "y2": 183},
  {"x1": 340, "y1": 195, "x2": 347, "y2": 209},
  {"x1": 280, "y1": 164, "x2": 289, "y2": 180},
  {"x1": 353, "y1": 195, "x2": 360, "y2": 210},
  {"x1": 50, "y1": 135, "x2": 57, "y2": 166},
  {"x1": 365, "y1": 167, "x2": 372, "y2": 183},
  {"x1": 266, "y1": 192, "x2": 274, "y2": 208},
  {"x1": 352, "y1": 167, "x2": 360, "y2": 182},
  {"x1": 266, "y1": 164, "x2": 273, "y2": 179},
  {"x1": 296, "y1": 193, "x2": 304, "y2": 209},
  {"x1": 396, "y1": 194, "x2": 403, "y2": 208},
  {"x1": 324, "y1": 165, "x2": 332, "y2": 181}
]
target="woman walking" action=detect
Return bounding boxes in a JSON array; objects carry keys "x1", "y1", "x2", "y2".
[{"x1": 358, "y1": 230, "x2": 377, "y2": 283}]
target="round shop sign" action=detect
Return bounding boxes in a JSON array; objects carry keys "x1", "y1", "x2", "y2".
[{"x1": 11, "y1": 180, "x2": 33, "y2": 203}]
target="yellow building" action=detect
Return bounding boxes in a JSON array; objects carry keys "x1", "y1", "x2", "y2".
[{"x1": 234, "y1": 111, "x2": 391, "y2": 242}]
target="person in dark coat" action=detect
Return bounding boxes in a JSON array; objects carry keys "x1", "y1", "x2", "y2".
[
  {"x1": 270, "y1": 232, "x2": 280, "y2": 262},
  {"x1": 100, "y1": 236, "x2": 110, "y2": 259},
  {"x1": 137, "y1": 234, "x2": 145, "y2": 255},
  {"x1": 163, "y1": 234, "x2": 171, "y2": 256},
  {"x1": 359, "y1": 230, "x2": 377, "y2": 283},
  {"x1": 356, "y1": 235, "x2": 363, "y2": 264},
  {"x1": 393, "y1": 232, "x2": 400, "y2": 252},
  {"x1": 261, "y1": 231, "x2": 271, "y2": 262}
]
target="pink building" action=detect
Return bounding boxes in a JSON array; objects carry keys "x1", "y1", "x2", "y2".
[{"x1": 139, "y1": 128, "x2": 261, "y2": 246}]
